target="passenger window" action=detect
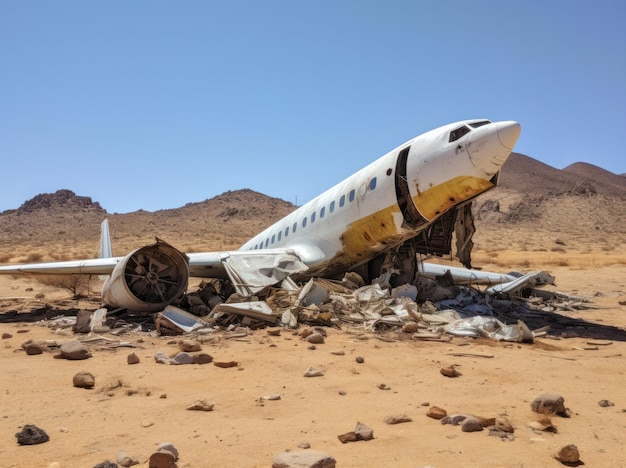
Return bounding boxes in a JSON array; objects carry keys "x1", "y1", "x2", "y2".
[
  {"x1": 265, "y1": 239, "x2": 269, "y2": 248},
  {"x1": 320, "y1": 206, "x2": 325, "y2": 218},
  {"x1": 293, "y1": 222, "x2": 297, "y2": 233},
  {"x1": 277, "y1": 232, "x2": 281, "y2": 241},
  {"x1": 311, "y1": 211, "x2": 316, "y2": 223},
  {"x1": 329, "y1": 201, "x2": 335, "y2": 212},
  {"x1": 302, "y1": 217, "x2": 307, "y2": 228},
  {"x1": 339, "y1": 195, "x2": 345, "y2": 207},
  {"x1": 370, "y1": 177, "x2": 377, "y2": 191},
  {"x1": 285, "y1": 226, "x2": 289, "y2": 237},
  {"x1": 271, "y1": 234, "x2": 275, "y2": 244},
  {"x1": 349, "y1": 189, "x2": 355, "y2": 202}
]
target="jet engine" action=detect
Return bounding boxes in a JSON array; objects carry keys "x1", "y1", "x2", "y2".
[{"x1": 102, "y1": 239, "x2": 189, "y2": 312}]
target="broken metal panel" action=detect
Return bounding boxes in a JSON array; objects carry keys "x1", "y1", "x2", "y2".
[
  {"x1": 155, "y1": 305, "x2": 209, "y2": 335},
  {"x1": 221, "y1": 252, "x2": 308, "y2": 297},
  {"x1": 211, "y1": 301, "x2": 277, "y2": 323},
  {"x1": 444, "y1": 316, "x2": 534, "y2": 342},
  {"x1": 417, "y1": 262, "x2": 517, "y2": 285},
  {"x1": 486, "y1": 271, "x2": 555, "y2": 296}
]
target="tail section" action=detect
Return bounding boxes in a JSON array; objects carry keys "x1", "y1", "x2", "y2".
[{"x1": 99, "y1": 219, "x2": 113, "y2": 258}]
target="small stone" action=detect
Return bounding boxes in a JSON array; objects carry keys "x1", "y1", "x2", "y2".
[
  {"x1": 354, "y1": 422, "x2": 374, "y2": 441},
  {"x1": 2, "y1": 333, "x2": 12, "y2": 339},
  {"x1": 213, "y1": 360, "x2": 238, "y2": 368},
  {"x1": 272, "y1": 450, "x2": 336, "y2": 468},
  {"x1": 23, "y1": 341, "x2": 46, "y2": 355},
  {"x1": 531, "y1": 393, "x2": 567, "y2": 416},
  {"x1": 157, "y1": 443, "x2": 179, "y2": 460},
  {"x1": 441, "y1": 414, "x2": 467, "y2": 426},
  {"x1": 494, "y1": 417, "x2": 514, "y2": 433},
  {"x1": 308, "y1": 345, "x2": 316, "y2": 350},
  {"x1": 384, "y1": 414, "x2": 412, "y2": 425},
  {"x1": 140, "y1": 420, "x2": 154, "y2": 428},
  {"x1": 377, "y1": 383, "x2": 390, "y2": 390},
  {"x1": 461, "y1": 416, "x2": 484, "y2": 433},
  {"x1": 93, "y1": 462, "x2": 118, "y2": 468},
  {"x1": 557, "y1": 444, "x2": 580, "y2": 464},
  {"x1": 15, "y1": 424, "x2": 49, "y2": 445},
  {"x1": 117, "y1": 451, "x2": 139, "y2": 467},
  {"x1": 306, "y1": 333, "x2": 325, "y2": 344},
  {"x1": 426, "y1": 406, "x2": 447, "y2": 420},
  {"x1": 178, "y1": 339, "x2": 201, "y2": 352},
  {"x1": 402, "y1": 322, "x2": 419, "y2": 333},
  {"x1": 59, "y1": 340, "x2": 91, "y2": 360},
  {"x1": 127, "y1": 353, "x2": 140, "y2": 365},
  {"x1": 337, "y1": 431, "x2": 358, "y2": 443},
  {"x1": 172, "y1": 352, "x2": 194, "y2": 365},
  {"x1": 73, "y1": 372, "x2": 95, "y2": 389},
  {"x1": 266, "y1": 328, "x2": 281, "y2": 336},
  {"x1": 355, "y1": 356, "x2": 364, "y2": 364},
  {"x1": 330, "y1": 349, "x2": 345, "y2": 355},
  {"x1": 299, "y1": 328, "x2": 314, "y2": 339},
  {"x1": 186, "y1": 400, "x2": 214, "y2": 411},
  {"x1": 148, "y1": 450, "x2": 177, "y2": 468},
  {"x1": 297, "y1": 442, "x2": 311, "y2": 449},
  {"x1": 154, "y1": 352, "x2": 172, "y2": 364},
  {"x1": 598, "y1": 399, "x2": 614, "y2": 407},
  {"x1": 193, "y1": 353, "x2": 213, "y2": 365},
  {"x1": 261, "y1": 394, "x2": 282, "y2": 401},
  {"x1": 440, "y1": 365, "x2": 461, "y2": 377},
  {"x1": 303, "y1": 366, "x2": 324, "y2": 377}
]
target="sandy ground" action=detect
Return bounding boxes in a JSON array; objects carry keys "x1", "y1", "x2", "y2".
[{"x1": 1, "y1": 264, "x2": 626, "y2": 468}]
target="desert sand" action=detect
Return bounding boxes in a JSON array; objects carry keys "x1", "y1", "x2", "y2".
[{"x1": 1, "y1": 257, "x2": 625, "y2": 468}]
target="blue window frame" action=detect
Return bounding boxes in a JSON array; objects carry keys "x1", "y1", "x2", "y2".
[
  {"x1": 369, "y1": 177, "x2": 377, "y2": 190},
  {"x1": 329, "y1": 201, "x2": 335, "y2": 212},
  {"x1": 349, "y1": 189, "x2": 355, "y2": 202},
  {"x1": 320, "y1": 206, "x2": 325, "y2": 218},
  {"x1": 302, "y1": 217, "x2": 307, "y2": 228},
  {"x1": 339, "y1": 195, "x2": 345, "y2": 207},
  {"x1": 311, "y1": 211, "x2": 316, "y2": 223}
]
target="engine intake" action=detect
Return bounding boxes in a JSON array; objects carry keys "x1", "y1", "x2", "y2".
[{"x1": 102, "y1": 239, "x2": 189, "y2": 312}]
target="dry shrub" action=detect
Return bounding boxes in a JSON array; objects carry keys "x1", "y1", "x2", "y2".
[
  {"x1": 34, "y1": 274, "x2": 98, "y2": 299},
  {"x1": 25, "y1": 252, "x2": 44, "y2": 262},
  {"x1": 0, "y1": 254, "x2": 13, "y2": 263}
]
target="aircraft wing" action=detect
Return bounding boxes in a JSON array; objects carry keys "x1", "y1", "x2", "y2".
[{"x1": 0, "y1": 257, "x2": 121, "y2": 275}]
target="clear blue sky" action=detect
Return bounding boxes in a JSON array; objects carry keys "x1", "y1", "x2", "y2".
[{"x1": 1, "y1": 1, "x2": 624, "y2": 214}]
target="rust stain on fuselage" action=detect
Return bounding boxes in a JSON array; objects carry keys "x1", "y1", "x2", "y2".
[{"x1": 412, "y1": 175, "x2": 494, "y2": 220}]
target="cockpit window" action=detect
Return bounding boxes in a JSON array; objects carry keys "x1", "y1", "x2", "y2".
[
  {"x1": 468, "y1": 120, "x2": 491, "y2": 129},
  {"x1": 449, "y1": 125, "x2": 471, "y2": 142}
]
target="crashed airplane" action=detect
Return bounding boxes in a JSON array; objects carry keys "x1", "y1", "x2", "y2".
[{"x1": 0, "y1": 119, "x2": 525, "y2": 312}]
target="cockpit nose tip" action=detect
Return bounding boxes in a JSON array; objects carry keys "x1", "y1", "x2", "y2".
[{"x1": 496, "y1": 121, "x2": 521, "y2": 150}]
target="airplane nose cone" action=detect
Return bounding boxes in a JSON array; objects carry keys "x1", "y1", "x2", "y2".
[{"x1": 496, "y1": 121, "x2": 521, "y2": 149}]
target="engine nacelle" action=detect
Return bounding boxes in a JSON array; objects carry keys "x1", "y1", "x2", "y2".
[{"x1": 102, "y1": 240, "x2": 189, "y2": 312}]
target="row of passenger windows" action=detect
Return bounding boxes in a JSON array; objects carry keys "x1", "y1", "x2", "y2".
[{"x1": 253, "y1": 177, "x2": 378, "y2": 250}]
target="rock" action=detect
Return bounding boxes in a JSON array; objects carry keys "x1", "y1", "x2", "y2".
[
  {"x1": 15, "y1": 424, "x2": 50, "y2": 445},
  {"x1": 148, "y1": 450, "x2": 177, "y2": 468},
  {"x1": 59, "y1": 340, "x2": 91, "y2": 360},
  {"x1": 461, "y1": 416, "x2": 484, "y2": 432},
  {"x1": 303, "y1": 367, "x2": 324, "y2": 377},
  {"x1": 186, "y1": 400, "x2": 214, "y2": 411},
  {"x1": 117, "y1": 451, "x2": 139, "y2": 467},
  {"x1": 531, "y1": 393, "x2": 567, "y2": 416},
  {"x1": 261, "y1": 394, "x2": 282, "y2": 401},
  {"x1": 308, "y1": 345, "x2": 316, "y2": 350},
  {"x1": 354, "y1": 422, "x2": 374, "y2": 441},
  {"x1": 22, "y1": 340, "x2": 47, "y2": 355},
  {"x1": 440, "y1": 365, "x2": 461, "y2": 377},
  {"x1": 306, "y1": 333, "x2": 325, "y2": 344},
  {"x1": 2, "y1": 332, "x2": 12, "y2": 339},
  {"x1": 598, "y1": 399, "x2": 614, "y2": 407},
  {"x1": 426, "y1": 406, "x2": 447, "y2": 420},
  {"x1": 272, "y1": 450, "x2": 336, "y2": 468},
  {"x1": 528, "y1": 417, "x2": 558, "y2": 433},
  {"x1": 441, "y1": 414, "x2": 467, "y2": 426},
  {"x1": 127, "y1": 353, "x2": 140, "y2": 365},
  {"x1": 93, "y1": 462, "x2": 118, "y2": 468},
  {"x1": 157, "y1": 443, "x2": 179, "y2": 460},
  {"x1": 154, "y1": 352, "x2": 172, "y2": 364},
  {"x1": 494, "y1": 417, "x2": 514, "y2": 433},
  {"x1": 330, "y1": 349, "x2": 345, "y2": 356},
  {"x1": 384, "y1": 414, "x2": 412, "y2": 425},
  {"x1": 355, "y1": 356, "x2": 365, "y2": 364},
  {"x1": 73, "y1": 372, "x2": 95, "y2": 389},
  {"x1": 267, "y1": 328, "x2": 281, "y2": 336},
  {"x1": 171, "y1": 352, "x2": 194, "y2": 365},
  {"x1": 213, "y1": 360, "x2": 238, "y2": 368},
  {"x1": 193, "y1": 353, "x2": 213, "y2": 365},
  {"x1": 337, "y1": 431, "x2": 358, "y2": 443},
  {"x1": 402, "y1": 322, "x2": 419, "y2": 333},
  {"x1": 299, "y1": 328, "x2": 314, "y2": 339},
  {"x1": 377, "y1": 383, "x2": 390, "y2": 390},
  {"x1": 177, "y1": 339, "x2": 201, "y2": 352},
  {"x1": 72, "y1": 309, "x2": 94, "y2": 333},
  {"x1": 297, "y1": 442, "x2": 311, "y2": 449},
  {"x1": 557, "y1": 444, "x2": 580, "y2": 464}
]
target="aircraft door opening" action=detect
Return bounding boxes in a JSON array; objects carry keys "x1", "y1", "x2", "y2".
[{"x1": 394, "y1": 146, "x2": 428, "y2": 227}]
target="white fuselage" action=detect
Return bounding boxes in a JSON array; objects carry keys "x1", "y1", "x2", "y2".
[{"x1": 239, "y1": 119, "x2": 520, "y2": 278}]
